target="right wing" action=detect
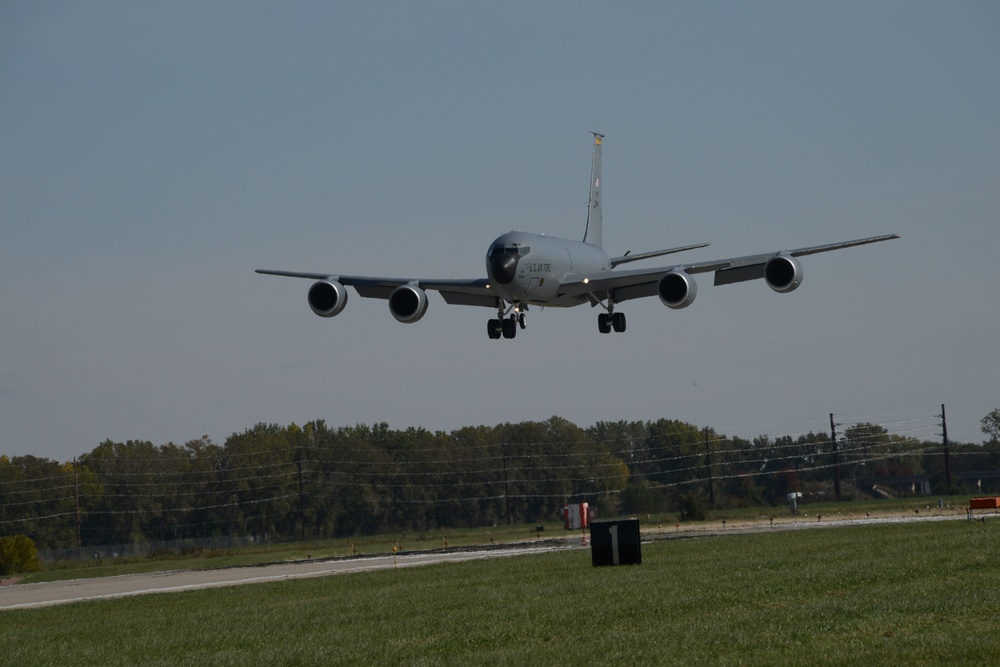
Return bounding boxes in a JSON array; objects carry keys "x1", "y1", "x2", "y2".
[{"x1": 254, "y1": 270, "x2": 497, "y2": 307}]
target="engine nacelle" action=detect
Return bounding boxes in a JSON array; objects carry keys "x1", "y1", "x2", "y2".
[
  {"x1": 657, "y1": 271, "x2": 697, "y2": 309},
  {"x1": 307, "y1": 280, "x2": 349, "y2": 318},
  {"x1": 388, "y1": 285, "x2": 429, "y2": 323},
  {"x1": 764, "y1": 253, "x2": 803, "y2": 293}
]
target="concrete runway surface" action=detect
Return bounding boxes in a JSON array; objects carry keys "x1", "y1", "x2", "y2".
[{"x1": 0, "y1": 543, "x2": 572, "y2": 610}]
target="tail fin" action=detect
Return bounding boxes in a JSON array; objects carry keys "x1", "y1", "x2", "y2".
[{"x1": 583, "y1": 132, "x2": 604, "y2": 248}]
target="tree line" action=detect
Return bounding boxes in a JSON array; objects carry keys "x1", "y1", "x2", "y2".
[{"x1": 2, "y1": 413, "x2": 999, "y2": 550}]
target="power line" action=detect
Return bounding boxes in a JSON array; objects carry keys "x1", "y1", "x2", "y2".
[{"x1": 0, "y1": 409, "x2": 986, "y2": 544}]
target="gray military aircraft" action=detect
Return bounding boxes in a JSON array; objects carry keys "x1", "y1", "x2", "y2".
[{"x1": 257, "y1": 134, "x2": 899, "y2": 340}]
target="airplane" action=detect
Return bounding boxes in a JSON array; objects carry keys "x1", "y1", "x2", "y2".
[{"x1": 257, "y1": 133, "x2": 899, "y2": 340}]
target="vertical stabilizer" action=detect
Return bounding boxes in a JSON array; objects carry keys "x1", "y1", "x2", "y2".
[{"x1": 583, "y1": 132, "x2": 604, "y2": 248}]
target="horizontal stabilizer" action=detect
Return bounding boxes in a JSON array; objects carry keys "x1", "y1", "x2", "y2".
[{"x1": 610, "y1": 243, "x2": 709, "y2": 268}]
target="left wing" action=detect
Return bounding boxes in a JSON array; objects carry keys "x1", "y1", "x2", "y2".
[
  {"x1": 557, "y1": 234, "x2": 900, "y2": 304},
  {"x1": 254, "y1": 270, "x2": 497, "y2": 307}
]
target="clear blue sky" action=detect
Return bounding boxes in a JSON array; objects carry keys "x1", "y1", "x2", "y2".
[{"x1": 2, "y1": 2, "x2": 998, "y2": 461}]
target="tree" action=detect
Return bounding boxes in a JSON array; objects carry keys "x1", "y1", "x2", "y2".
[
  {"x1": 845, "y1": 423, "x2": 924, "y2": 478},
  {"x1": 982, "y1": 409, "x2": 1000, "y2": 444},
  {"x1": 620, "y1": 479, "x2": 668, "y2": 514},
  {"x1": 81, "y1": 440, "x2": 167, "y2": 545},
  {"x1": 0, "y1": 535, "x2": 41, "y2": 575}
]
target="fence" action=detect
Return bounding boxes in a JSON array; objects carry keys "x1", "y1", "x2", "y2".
[{"x1": 38, "y1": 534, "x2": 266, "y2": 563}]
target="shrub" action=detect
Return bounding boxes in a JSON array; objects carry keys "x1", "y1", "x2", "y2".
[
  {"x1": 676, "y1": 491, "x2": 708, "y2": 522},
  {"x1": 0, "y1": 534, "x2": 42, "y2": 575}
]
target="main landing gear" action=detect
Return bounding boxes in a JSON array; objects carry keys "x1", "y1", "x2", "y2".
[
  {"x1": 598, "y1": 296, "x2": 626, "y2": 334},
  {"x1": 598, "y1": 311, "x2": 626, "y2": 334},
  {"x1": 488, "y1": 303, "x2": 526, "y2": 340}
]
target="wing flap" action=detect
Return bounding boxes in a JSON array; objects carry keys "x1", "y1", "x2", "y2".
[
  {"x1": 713, "y1": 263, "x2": 766, "y2": 286},
  {"x1": 613, "y1": 282, "x2": 660, "y2": 302},
  {"x1": 439, "y1": 291, "x2": 498, "y2": 307},
  {"x1": 352, "y1": 284, "x2": 396, "y2": 299}
]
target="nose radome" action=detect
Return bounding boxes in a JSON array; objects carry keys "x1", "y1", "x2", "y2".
[{"x1": 490, "y1": 252, "x2": 518, "y2": 285}]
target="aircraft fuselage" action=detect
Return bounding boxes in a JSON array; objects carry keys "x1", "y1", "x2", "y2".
[{"x1": 486, "y1": 231, "x2": 609, "y2": 308}]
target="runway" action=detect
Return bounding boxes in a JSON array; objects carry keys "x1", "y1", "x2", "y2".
[{"x1": 0, "y1": 543, "x2": 571, "y2": 611}]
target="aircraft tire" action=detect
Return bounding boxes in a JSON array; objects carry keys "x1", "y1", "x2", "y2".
[
  {"x1": 598, "y1": 313, "x2": 611, "y2": 334},
  {"x1": 488, "y1": 319, "x2": 502, "y2": 339},
  {"x1": 502, "y1": 318, "x2": 517, "y2": 339},
  {"x1": 612, "y1": 312, "x2": 626, "y2": 333}
]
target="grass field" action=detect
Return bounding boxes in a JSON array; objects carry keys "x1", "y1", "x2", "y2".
[{"x1": 3, "y1": 519, "x2": 998, "y2": 666}]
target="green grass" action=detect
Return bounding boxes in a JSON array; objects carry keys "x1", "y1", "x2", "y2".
[{"x1": 3, "y1": 520, "x2": 999, "y2": 665}]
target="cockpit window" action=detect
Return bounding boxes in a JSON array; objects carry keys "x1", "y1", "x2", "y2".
[
  {"x1": 490, "y1": 244, "x2": 530, "y2": 257},
  {"x1": 502, "y1": 246, "x2": 530, "y2": 255}
]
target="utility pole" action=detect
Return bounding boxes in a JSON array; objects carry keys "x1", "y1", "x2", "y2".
[
  {"x1": 297, "y1": 445, "x2": 305, "y2": 542},
  {"x1": 830, "y1": 414, "x2": 842, "y2": 501},
  {"x1": 941, "y1": 403, "x2": 952, "y2": 488},
  {"x1": 502, "y1": 440, "x2": 512, "y2": 526},
  {"x1": 704, "y1": 428, "x2": 715, "y2": 508},
  {"x1": 73, "y1": 457, "x2": 82, "y2": 550}
]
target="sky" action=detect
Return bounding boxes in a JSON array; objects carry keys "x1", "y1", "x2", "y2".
[{"x1": 2, "y1": 2, "x2": 998, "y2": 461}]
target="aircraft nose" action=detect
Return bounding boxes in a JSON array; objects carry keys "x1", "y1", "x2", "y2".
[{"x1": 489, "y1": 252, "x2": 518, "y2": 285}]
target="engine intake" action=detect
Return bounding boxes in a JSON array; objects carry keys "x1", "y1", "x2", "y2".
[
  {"x1": 308, "y1": 280, "x2": 349, "y2": 317},
  {"x1": 764, "y1": 254, "x2": 803, "y2": 293},
  {"x1": 658, "y1": 271, "x2": 697, "y2": 309},
  {"x1": 389, "y1": 285, "x2": 429, "y2": 323}
]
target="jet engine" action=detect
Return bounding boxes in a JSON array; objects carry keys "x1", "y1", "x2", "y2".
[
  {"x1": 308, "y1": 280, "x2": 349, "y2": 317},
  {"x1": 764, "y1": 253, "x2": 803, "y2": 293},
  {"x1": 388, "y1": 285, "x2": 429, "y2": 323},
  {"x1": 657, "y1": 271, "x2": 697, "y2": 309}
]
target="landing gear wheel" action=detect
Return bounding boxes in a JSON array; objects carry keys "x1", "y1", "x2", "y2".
[
  {"x1": 612, "y1": 312, "x2": 626, "y2": 333},
  {"x1": 598, "y1": 312, "x2": 612, "y2": 334},
  {"x1": 518, "y1": 312, "x2": 526, "y2": 329},
  {"x1": 502, "y1": 316, "x2": 518, "y2": 339},
  {"x1": 487, "y1": 319, "x2": 502, "y2": 339}
]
